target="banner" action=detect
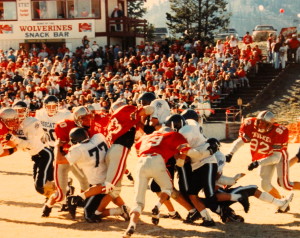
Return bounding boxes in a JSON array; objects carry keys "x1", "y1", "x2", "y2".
[{"x1": 0, "y1": 20, "x2": 95, "y2": 39}]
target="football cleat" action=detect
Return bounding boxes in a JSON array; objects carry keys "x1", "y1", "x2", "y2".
[
  {"x1": 67, "y1": 195, "x2": 84, "y2": 219},
  {"x1": 123, "y1": 226, "x2": 135, "y2": 238},
  {"x1": 183, "y1": 210, "x2": 201, "y2": 224},
  {"x1": 220, "y1": 206, "x2": 244, "y2": 223},
  {"x1": 151, "y1": 206, "x2": 160, "y2": 225},
  {"x1": 166, "y1": 211, "x2": 182, "y2": 220},
  {"x1": 199, "y1": 219, "x2": 216, "y2": 227},
  {"x1": 120, "y1": 205, "x2": 130, "y2": 221},
  {"x1": 85, "y1": 214, "x2": 102, "y2": 223},
  {"x1": 126, "y1": 172, "x2": 134, "y2": 183},
  {"x1": 238, "y1": 191, "x2": 250, "y2": 213},
  {"x1": 278, "y1": 193, "x2": 294, "y2": 213},
  {"x1": 59, "y1": 203, "x2": 69, "y2": 212},
  {"x1": 41, "y1": 205, "x2": 52, "y2": 217}
]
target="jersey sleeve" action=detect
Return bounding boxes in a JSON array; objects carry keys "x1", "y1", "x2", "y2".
[
  {"x1": 55, "y1": 120, "x2": 70, "y2": 143},
  {"x1": 0, "y1": 121, "x2": 9, "y2": 141},
  {"x1": 272, "y1": 125, "x2": 289, "y2": 151},
  {"x1": 238, "y1": 118, "x2": 254, "y2": 142},
  {"x1": 66, "y1": 145, "x2": 82, "y2": 165}
]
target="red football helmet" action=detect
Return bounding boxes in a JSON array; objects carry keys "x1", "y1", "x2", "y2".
[
  {"x1": 0, "y1": 108, "x2": 20, "y2": 130},
  {"x1": 73, "y1": 106, "x2": 93, "y2": 128},
  {"x1": 255, "y1": 110, "x2": 275, "y2": 133}
]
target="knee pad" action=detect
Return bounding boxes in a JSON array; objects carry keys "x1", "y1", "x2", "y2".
[
  {"x1": 108, "y1": 186, "x2": 121, "y2": 199},
  {"x1": 171, "y1": 188, "x2": 180, "y2": 199},
  {"x1": 261, "y1": 179, "x2": 273, "y2": 193}
]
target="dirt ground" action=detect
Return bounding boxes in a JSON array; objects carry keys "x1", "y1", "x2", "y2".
[{"x1": 0, "y1": 142, "x2": 300, "y2": 238}]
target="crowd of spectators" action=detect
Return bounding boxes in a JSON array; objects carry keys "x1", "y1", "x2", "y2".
[{"x1": 0, "y1": 35, "x2": 264, "y2": 115}]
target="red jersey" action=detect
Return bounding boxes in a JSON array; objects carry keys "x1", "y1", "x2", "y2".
[
  {"x1": 0, "y1": 121, "x2": 9, "y2": 142},
  {"x1": 135, "y1": 131, "x2": 188, "y2": 163},
  {"x1": 55, "y1": 118, "x2": 102, "y2": 152},
  {"x1": 239, "y1": 117, "x2": 288, "y2": 161},
  {"x1": 106, "y1": 105, "x2": 141, "y2": 145},
  {"x1": 92, "y1": 113, "x2": 110, "y2": 137}
]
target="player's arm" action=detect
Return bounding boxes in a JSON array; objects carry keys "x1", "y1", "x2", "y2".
[
  {"x1": 186, "y1": 143, "x2": 211, "y2": 161},
  {"x1": 54, "y1": 139, "x2": 69, "y2": 164},
  {"x1": 0, "y1": 144, "x2": 17, "y2": 157},
  {"x1": 225, "y1": 137, "x2": 245, "y2": 162},
  {"x1": 174, "y1": 143, "x2": 190, "y2": 167}
]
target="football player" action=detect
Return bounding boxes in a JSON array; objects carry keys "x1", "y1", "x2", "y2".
[
  {"x1": 69, "y1": 102, "x2": 153, "y2": 221},
  {"x1": 226, "y1": 110, "x2": 300, "y2": 199},
  {"x1": 35, "y1": 95, "x2": 75, "y2": 212},
  {"x1": 0, "y1": 108, "x2": 18, "y2": 157},
  {"x1": 138, "y1": 93, "x2": 182, "y2": 219},
  {"x1": 2, "y1": 107, "x2": 55, "y2": 214},
  {"x1": 123, "y1": 124, "x2": 190, "y2": 238},
  {"x1": 178, "y1": 110, "x2": 251, "y2": 223}
]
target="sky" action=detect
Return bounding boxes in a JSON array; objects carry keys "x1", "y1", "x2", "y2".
[{"x1": 144, "y1": 0, "x2": 168, "y2": 8}]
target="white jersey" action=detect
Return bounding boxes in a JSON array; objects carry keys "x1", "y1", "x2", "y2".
[
  {"x1": 150, "y1": 99, "x2": 171, "y2": 124},
  {"x1": 179, "y1": 120, "x2": 217, "y2": 171},
  {"x1": 66, "y1": 134, "x2": 108, "y2": 185},
  {"x1": 36, "y1": 108, "x2": 72, "y2": 147},
  {"x1": 14, "y1": 117, "x2": 46, "y2": 156}
]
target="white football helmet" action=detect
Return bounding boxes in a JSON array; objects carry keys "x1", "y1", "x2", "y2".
[
  {"x1": 110, "y1": 101, "x2": 126, "y2": 114},
  {"x1": 0, "y1": 108, "x2": 20, "y2": 130},
  {"x1": 256, "y1": 110, "x2": 275, "y2": 133}
]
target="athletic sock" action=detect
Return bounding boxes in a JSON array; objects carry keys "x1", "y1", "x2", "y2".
[{"x1": 259, "y1": 192, "x2": 284, "y2": 207}]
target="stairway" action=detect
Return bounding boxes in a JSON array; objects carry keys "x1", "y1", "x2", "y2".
[{"x1": 208, "y1": 63, "x2": 281, "y2": 121}]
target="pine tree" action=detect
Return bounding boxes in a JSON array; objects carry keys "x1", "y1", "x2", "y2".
[
  {"x1": 128, "y1": 0, "x2": 146, "y2": 19},
  {"x1": 166, "y1": 0, "x2": 231, "y2": 41}
]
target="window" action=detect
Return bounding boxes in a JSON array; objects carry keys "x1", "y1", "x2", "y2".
[
  {"x1": 31, "y1": 0, "x2": 100, "y2": 20},
  {"x1": 0, "y1": 1, "x2": 17, "y2": 20}
]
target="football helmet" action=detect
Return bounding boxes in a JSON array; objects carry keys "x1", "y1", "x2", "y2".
[
  {"x1": 110, "y1": 101, "x2": 126, "y2": 114},
  {"x1": 256, "y1": 110, "x2": 275, "y2": 133},
  {"x1": 69, "y1": 127, "x2": 90, "y2": 144},
  {"x1": 44, "y1": 95, "x2": 59, "y2": 117},
  {"x1": 86, "y1": 104, "x2": 96, "y2": 114},
  {"x1": 13, "y1": 101, "x2": 28, "y2": 122},
  {"x1": 165, "y1": 114, "x2": 186, "y2": 132},
  {"x1": 138, "y1": 92, "x2": 156, "y2": 106},
  {"x1": 181, "y1": 109, "x2": 199, "y2": 122},
  {"x1": 73, "y1": 106, "x2": 93, "y2": 128},
  {"x1": 0, "y1": 108, "x2": 20, "y2": 130}
]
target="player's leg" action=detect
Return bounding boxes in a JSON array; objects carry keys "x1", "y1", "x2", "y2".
[
  {"x1": 187, "y1": 165, "x2": 215, "y2": 226},
  {"x1": 84, "y1": 194, "x2": 105, "y2": 222},
  {"x1": 124, "y1": 156, "x2": 151, "y2": 237},
  {"x1": 276, "y1": 151, "x2": 300, "y2": 190},
  {"x1": 70, "y1": 163, "x2": 89, "y2": 191},
  {"x1": 103, "y1": 144, "x2": 130, "y2": 193},
  {"x1": 32, "y1": 148, "x2": 54, "y2": 196},
  {"x1": 150, "y1": 155, "x2": 173, "y2": 225},
  {"x1": 260, "y1": 164, "x2": 282, "y2": 198},
  {"x1": 45, "y1": 162, "x2": 70, "y2": 216}
]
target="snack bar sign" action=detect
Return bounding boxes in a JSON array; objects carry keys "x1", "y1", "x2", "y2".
[{"x1": 0, "y1": 20, "x2": 94, "y2": 39}]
